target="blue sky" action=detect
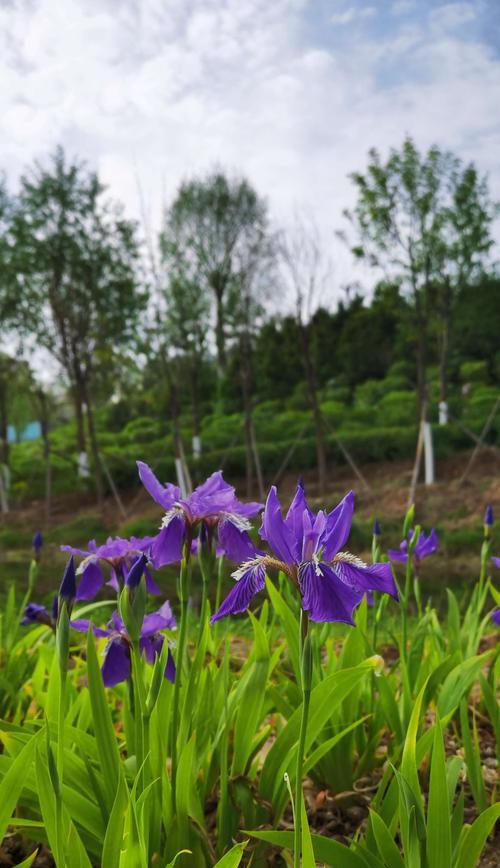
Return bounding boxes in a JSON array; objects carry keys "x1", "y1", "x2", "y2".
[{"x1": 1, "y1": 0, "x2": 499, "y2": 297}]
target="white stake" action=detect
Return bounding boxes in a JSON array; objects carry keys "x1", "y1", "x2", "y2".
[{"x1": 423, "y1": 422, "x2": 435, "y2": 485}]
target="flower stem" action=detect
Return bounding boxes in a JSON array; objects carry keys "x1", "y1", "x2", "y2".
[
  {"x1": 294, "y1": 612, "x2": 312, "y2": 868},
  {"x1": 171, "y1": 556, "x2": 190, "y2": 813},
  {"x1": 57, "y1": 670, "x2": 66, "y2": 785}
]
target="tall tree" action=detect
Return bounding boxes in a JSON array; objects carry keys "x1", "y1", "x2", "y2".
[
  {"x1": 163, "y1": 170, "x2": 269, "y2": 391},
  {"x1": 157, "y1": 233, "x2": 210, "y2": 455},
  {"x1": 280, "y1": 219, "x2": 330, "y2": 495},
  {"x1": 228, "y1": 223, "x2": 274, "y2": 498},
  {"x1": 6, "y1": 147, "x2": 145, "y2": 502},
  {"x1": 341, "y1": 137, "x2": 497, "y2": 416}
]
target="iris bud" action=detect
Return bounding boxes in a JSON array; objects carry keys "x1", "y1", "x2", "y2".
[
  {"x1": 125, "y1": 553, "x2": 148, "y2": 590},
  {"x1": 59, "y1": 556, "x2": 77, "y2": 610},
  {"x1": 484, "y1": 505, "x2": 494, "y2": 539},
  {"x1": 32, "y1": 530, "x2": 43, "y2": 556}
]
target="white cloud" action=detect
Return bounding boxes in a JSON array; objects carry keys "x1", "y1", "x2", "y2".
[
  {"x1": 0, "y1": 0, "x2": 498, "y2": 307},
  {"x1": 331, "y1": 6, "x2": 376, "y2": 26},
  {"x1": 429, "y1": 2, "x2": 477, "y2": 31}
]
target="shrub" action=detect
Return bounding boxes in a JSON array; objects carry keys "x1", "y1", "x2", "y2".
[
  {"x1": 377, "y1": 390, "x2": 417, "y2": 427},
  {"x1": 460, "y1": 360, "x2": 489, "y2": 384},
  {"x1": 354, "y1": 379, "x2": 385, "y2": 406},
  {"x1": 462, "y1": 386, "x2": 500, "y2": 431}
]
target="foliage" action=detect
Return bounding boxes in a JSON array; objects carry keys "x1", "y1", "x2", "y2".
[{"x1": 0, "y1": 491, "x2": 498, "y2": 866}]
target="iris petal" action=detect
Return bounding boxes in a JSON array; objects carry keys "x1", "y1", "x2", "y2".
[
  {"x1": 284, "y1": 482, "x2": 314, "y2": 549},
  {"x1": 333, "y1": 559, "x2": 398, "y2": 598},
  {"x1": 137, "y1": 461, "x2": 181, "y2": 510},
  {"x1": 151, "y1": 516, "x2": 186, "y2": 567},
  {"x1": 211, "y1": 563, "x2": 266, "y2": 622},
  {"x1": 218, "y1": 518, "x2": 258, "y2": 563},
  {"x1": 321, "y1": 491, "x2": 355, "y2": 561},
  {"x1": 70, "y1": 619, "x2": 109, "y2": 638},
  {"x1": 140, "y1": 633, "x2": 163, "y2": 664},
  {"x1": 299, "y1": 561, "x2": 362, "y2": 624},
  {"x1": 141, "y1": 601, "x2": 176, "y2": 637},
  {"x1": 144, "y1": 566, "x2": 161, "y2": 595},
  {"x1": 260, "y1": 486, "x2": 298, "y2": 564},
  {"x1": 101, "y1": 637, "x2": 131, "y2": 687},
  {"x1": 165, "y1": 649, "x2": 176, "y2": 683}
]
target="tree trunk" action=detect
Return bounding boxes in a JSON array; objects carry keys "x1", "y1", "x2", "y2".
[
  {"x1": 164, "y1": 357, "x2": 192, "y2": 493},
  {"x1": 214, "y1": 291, "x2": 226, "y2": 382},
  {"x1": 0, "y1": 384, "x2": 9, "y2": 466},
  {"x1": 415, "y1": 293, "x2": 428, "y2": 420},
  {"x1": 81, "y1": 379, "x2": 103, "y2": 506},
  {"x1": 191, "y1": 356, "x2": 202, "y2": 457},
  {"x1": 72, "y1": 383, "x2": 87, "y2": 454},
  {"x1": 240, "y1": 335, "x2": 254, "y2": 497},
  {"x1": 439, "y1": 281, "x2": 452, "y2": 405},
  {"x1": 300, "y1": 323, "x2": 327, "y2": 495},
  {"x1": 38, "y1": 390, "x2": 52, "y2": 526}
]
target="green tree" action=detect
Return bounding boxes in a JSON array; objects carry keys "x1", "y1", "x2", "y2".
[
  {"x1": 164, "y1": 170, "x2": 269, "y2": 390},
  {"x1": 6, "y1": 147, "x2": 145, "y2": 501},
  {"x1": 341, "y1": 137, "x2": 498, "y2": 415},
  {"x1": 158, "y1": 243, "x2": 210, "y2": 451}
]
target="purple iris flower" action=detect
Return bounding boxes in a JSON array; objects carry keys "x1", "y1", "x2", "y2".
[
  {"x1": 491, "y1": 556, "x2": 500, "y2": 569},
  {"x1": 484, "y1": 505, "x2": 494, "y2": 527},
  {"x1": 211, "y1": 484, "x2": 397, "y2": 625},
  {"x1": 137, "y1": 462, "x2": 262, "y2": 567},
  {"x1": 388, "y1": 528, "x2": 438, "y2": 565},
  {"x1": 61, "y1": 536, "x2": 161, "y2": 601},
  {"x1": 71, "y1": 601, "x2": 177, "y2": 687},
  {"x1": 21, "y1": 597, "x2": 58, "y2": 629},
  {"x1": 492, "y1": 607, "x2": 500, "y2": 626}
]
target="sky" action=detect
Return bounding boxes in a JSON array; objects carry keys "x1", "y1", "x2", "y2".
[{"x1": 1, "y1": 0, "x2": 500, "y2": 299}]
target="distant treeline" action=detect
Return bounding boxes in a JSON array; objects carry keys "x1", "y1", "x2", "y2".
[{"x1": 0, "y1": 137, "x2": 499, "y2": 504}]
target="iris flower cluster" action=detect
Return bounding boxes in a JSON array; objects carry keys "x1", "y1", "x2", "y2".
[
  {"x1": 22, "y1": 468, "x2": 402, "y2": 686},
  {"x1": 137, "y1": 462, "x2": 262, "y2": 565},
  {"x1": 61, "y1": 536, "x2": 161, "y2": 599},
  {"x1": 212, "y1": 483, "x2": 397, "y2": 624},
  {"x1": 71, "y1": 603, "x2": 177, "y2": 687},
  {"x1": 388, "y1": 527, "x2": 439, "y2": 566}
]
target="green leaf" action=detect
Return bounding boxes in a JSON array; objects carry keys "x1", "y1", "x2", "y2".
[
  {"x1": 266, "y1": 578, "x2": 301, "y2": 683},
  {"x1": 12, "y1": 850, "x2": 40, "y2": 867},
  {"x1": 437, "y1": 652, "x2": 492, "y2": 717},
  {"x1": 34, "y1": 743, "x2": 62, "y2": 867},
  {"x1": 260, "y1": 659, "x2": 377, "y2": 808},
  {"x1": 102, "y1": 771, "x2": 129, "y2": 868},
  {"x1": 451, "y1": 790, "x2": 465, "y2": 855},
  {"x1": 400, "y1": 679, "x2": 427, "y2": 829},
  {"x1": 301, "y1": 796, "x2": 316, "y2": 868},
  {"x1": 369, "y1": 810, "x2": 405, "y2": 868},
  {"x1": 426, "y1": 715, "x2": 452, "y2": 868},
  {"x1": 176, "y1": 732, "x2": 204, "y2": 843},
  {"x1": 453, "y1": 803, "x2": 500, "y2": 868},
  {"x1": 0, "y1": 729, "x2": 42, "y2": 843},
  {"x1": 213, "y1": 840, "x2": 248, "y2": 867},
  {"x1": 304, "y1": 716, "x2": 368, "y2": 774},
  {"x1": 86, "y1": 628, "x2": 120, "y2": 811},
  {"x1": 165, "y1": 851, "x2": 192, "y2": 868},
  {"x1": 460, "y1": 700, "x2": 487, "y2": 811},
  {"x1": 231, "y1": 612, "x2": 269, "y2": 776},
  {"x1": 247, "y1": 830, "x2": 368, "y2": 866}
]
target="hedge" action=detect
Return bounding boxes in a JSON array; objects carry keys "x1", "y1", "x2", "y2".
[{"x1": 7, "y1": 417, "x2": 497, "y2": 504}]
